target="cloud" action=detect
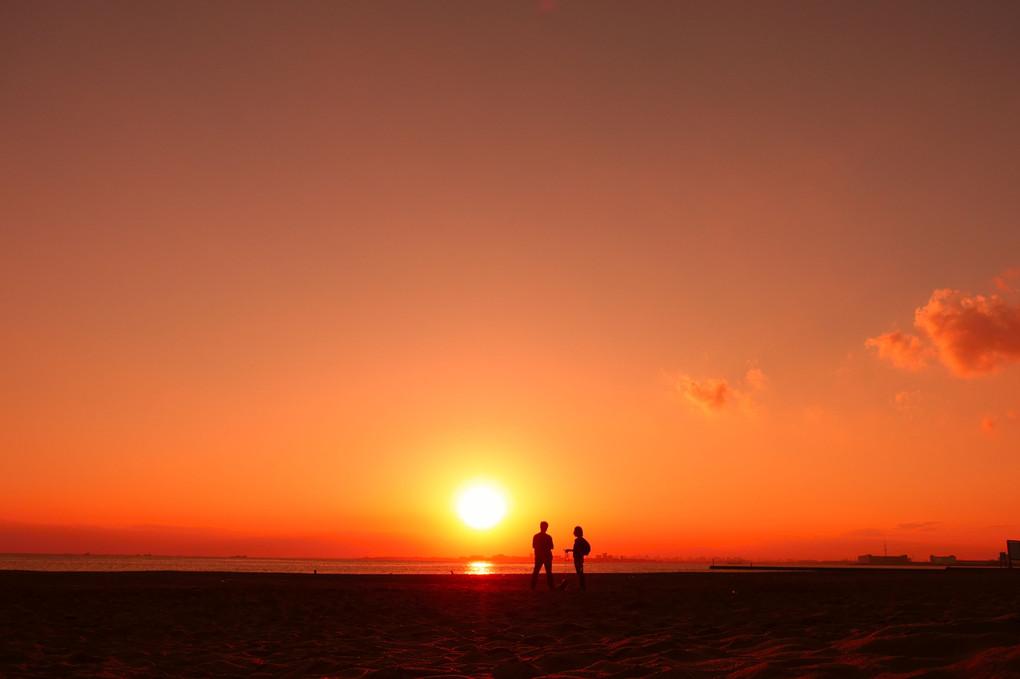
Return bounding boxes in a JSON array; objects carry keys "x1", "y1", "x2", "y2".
[
  {"x1": 982, "y1": 411, "x2": 1019, "y2": 435},
  {"x1": 913, "y1": 288, "x2": 1020, "y2": 377},
  {"x1": 982, "y1": 416, "x2": 997, "y2": 434},
  {"x1": 894, "y1": 390, "x2": 918, "y2": 405},
  {"x1": 868, "y1": 271, "x2": 1020, "y2": 377},
  {"x1": 893, "y1": 390, "x2": 923, "y2": 416},
  {"x1": 677, "y1": 376, "x2": 732, "y2": 413},
  {"x1": 841, "y1": 527, "x2": 884, "y2": 538},
  {"x1": 676, "y1": 366, "x2": 767, "y2": 415},
  {"x1": 894, "y1": 521, "x2": 941, "y2": 532},
  {"x1": 745, "y1": 365, "x2": 768, "y2": 390},
  {"x1": 865, "y1": 331, "x2": 931, "y2": 370},
  {"x1": 994, "y1": 267, "x2": 1020, "y2": 293}
]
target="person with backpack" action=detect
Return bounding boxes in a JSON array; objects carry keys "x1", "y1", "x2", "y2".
[{"x1": 564, "y1": 525, "x2": 591, "y2": 590}]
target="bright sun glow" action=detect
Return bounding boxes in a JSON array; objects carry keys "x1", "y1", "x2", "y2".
[
  {"x1": 466, "y1": 561, "x2": 494, "y2": 575},
  {"x1": 455, "y1": 483, "x2": 508, "y2": 530}
]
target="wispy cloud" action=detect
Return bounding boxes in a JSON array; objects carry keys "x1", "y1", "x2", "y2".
[
  {"x1": 745, "y1": 365, "x2": 768, "y2": 390},
  {"x1": 842, "y1": 527, "x2": 883, "y2": 538},
  {"x1": 981, "y1": 416, "x2": 997, "y2": 434},
  {"x1": 677, "y1": 376, "x2": 732, "y2": 413},
  {"x1": 894, "y1": 521, "x2": 941, "y2": 532},
  {"x1": 676, "y1": 364, "x2": 766, "y2": 415},
  {"x1": 994, "y1": 267, "x2": 1020, "y2": 293},
  {"x1": 982, "y1": 411, "x2": 1018, "y2": 436},
  {"x1": 893, "y1": 389, "x2": 924, "y2": 416},
  {"x1": 865, "y1": 331, "x2": 931, "y2": 370}
]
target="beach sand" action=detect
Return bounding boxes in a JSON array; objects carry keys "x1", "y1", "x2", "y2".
[{"x1": 3, "y1": 570, "x2": 1020, "y2": 678}]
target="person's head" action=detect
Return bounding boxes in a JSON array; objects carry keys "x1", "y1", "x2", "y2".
[
  {"x1": 539, "y1": 521, "x2": 548, "y2": 532},
  {"x1": 573, "y1": 525, "x2": 583, "y2": 537}
]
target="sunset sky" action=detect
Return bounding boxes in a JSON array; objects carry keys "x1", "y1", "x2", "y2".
[{"x1": 3, "y1": 1, "x2": 1019, "y2": 561}]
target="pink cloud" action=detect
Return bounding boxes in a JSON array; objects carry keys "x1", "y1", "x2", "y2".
[
  {"x1": 914, "y1": 288, "x2": 1020, "y2": 377},
  {"x1": 865, "y1": 331, "x2": 931, "y2": 370}
]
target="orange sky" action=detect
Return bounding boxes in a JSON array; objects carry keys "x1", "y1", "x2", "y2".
[{"x1": 2, "y1": 1, "x2": 1019, "y2": 562}]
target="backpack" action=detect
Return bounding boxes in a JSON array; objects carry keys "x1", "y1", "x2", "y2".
[{"x1": 577, "y1": 537, "x2": 591, "y2": 556}]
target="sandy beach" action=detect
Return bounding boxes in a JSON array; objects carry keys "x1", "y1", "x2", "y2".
[{"x1": 3, "y1": 570, "x2": 1020, "y2": 678}]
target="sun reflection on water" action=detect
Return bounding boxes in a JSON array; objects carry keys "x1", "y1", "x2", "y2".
[{"x1": 466, "y1": 561, "x2": 493, "y2": 575}]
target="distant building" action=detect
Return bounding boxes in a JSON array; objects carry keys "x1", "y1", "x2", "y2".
[
  {"x1": 930, "y1": 555, "x2": 957, "y2": 566},
  {"x1": 858, "y1": 554, "x2": 912, "y2": 565},
  {"x1": 1007, "y1": 540, "x2": 1020, "y2": 568}
]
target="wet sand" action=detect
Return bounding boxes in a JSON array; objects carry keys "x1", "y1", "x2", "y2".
[{"x1": 3, "y1": 569, "x2": 1020, "y2": 677}]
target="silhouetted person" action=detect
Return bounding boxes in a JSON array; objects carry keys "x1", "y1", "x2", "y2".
[
  {"x1": 564, "y1": 525, "x2": 591, "y2": 590},
  {"x1": 531, "y1": 521, "x2": 555, "y2": 590}
]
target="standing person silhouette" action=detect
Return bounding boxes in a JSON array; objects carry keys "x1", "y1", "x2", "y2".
[
  {"x1": 564, "y1": 525, "x2": 590, "y2": 590},
  {"x1": 531, "y1": 521, "x2": 555, "y2": 590}
]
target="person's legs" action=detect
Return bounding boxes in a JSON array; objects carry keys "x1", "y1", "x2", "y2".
[
  {"x1": 544, "y1": 555, "x2": 554, "y2": 588},
  {"x1": 574, "y1": 559, "x2": 585, "y2": 590},
  {"x1": 531, "y1": 556, "x2": 542, "y2": 589}
]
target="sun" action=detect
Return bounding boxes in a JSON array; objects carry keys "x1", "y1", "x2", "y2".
[{"x1": 455, "y1": 482, "x2": 508, "y2": 530}]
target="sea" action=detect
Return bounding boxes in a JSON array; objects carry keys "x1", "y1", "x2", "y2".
[{"x1": 0, "y1": 553, "x2": 711, "y2": 575}]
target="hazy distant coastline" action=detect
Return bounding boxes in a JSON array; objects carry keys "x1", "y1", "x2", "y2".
[{"x1": 1, "y1": 552, "x2": 1007, "y2": 575}]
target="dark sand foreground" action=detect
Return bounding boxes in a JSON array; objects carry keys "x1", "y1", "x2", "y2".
[{"x1": 3, "y1": 570, "x2": 1020, "y2": 678}]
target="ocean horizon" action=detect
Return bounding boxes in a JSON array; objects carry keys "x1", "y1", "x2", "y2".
[{"x1": 0, "y1": 553, "x2": 715, "y2": 575}]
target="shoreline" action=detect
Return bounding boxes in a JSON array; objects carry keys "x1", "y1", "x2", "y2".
[{"x1": 4, "y1": 570, "x2": 1020, "y2": 677}]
